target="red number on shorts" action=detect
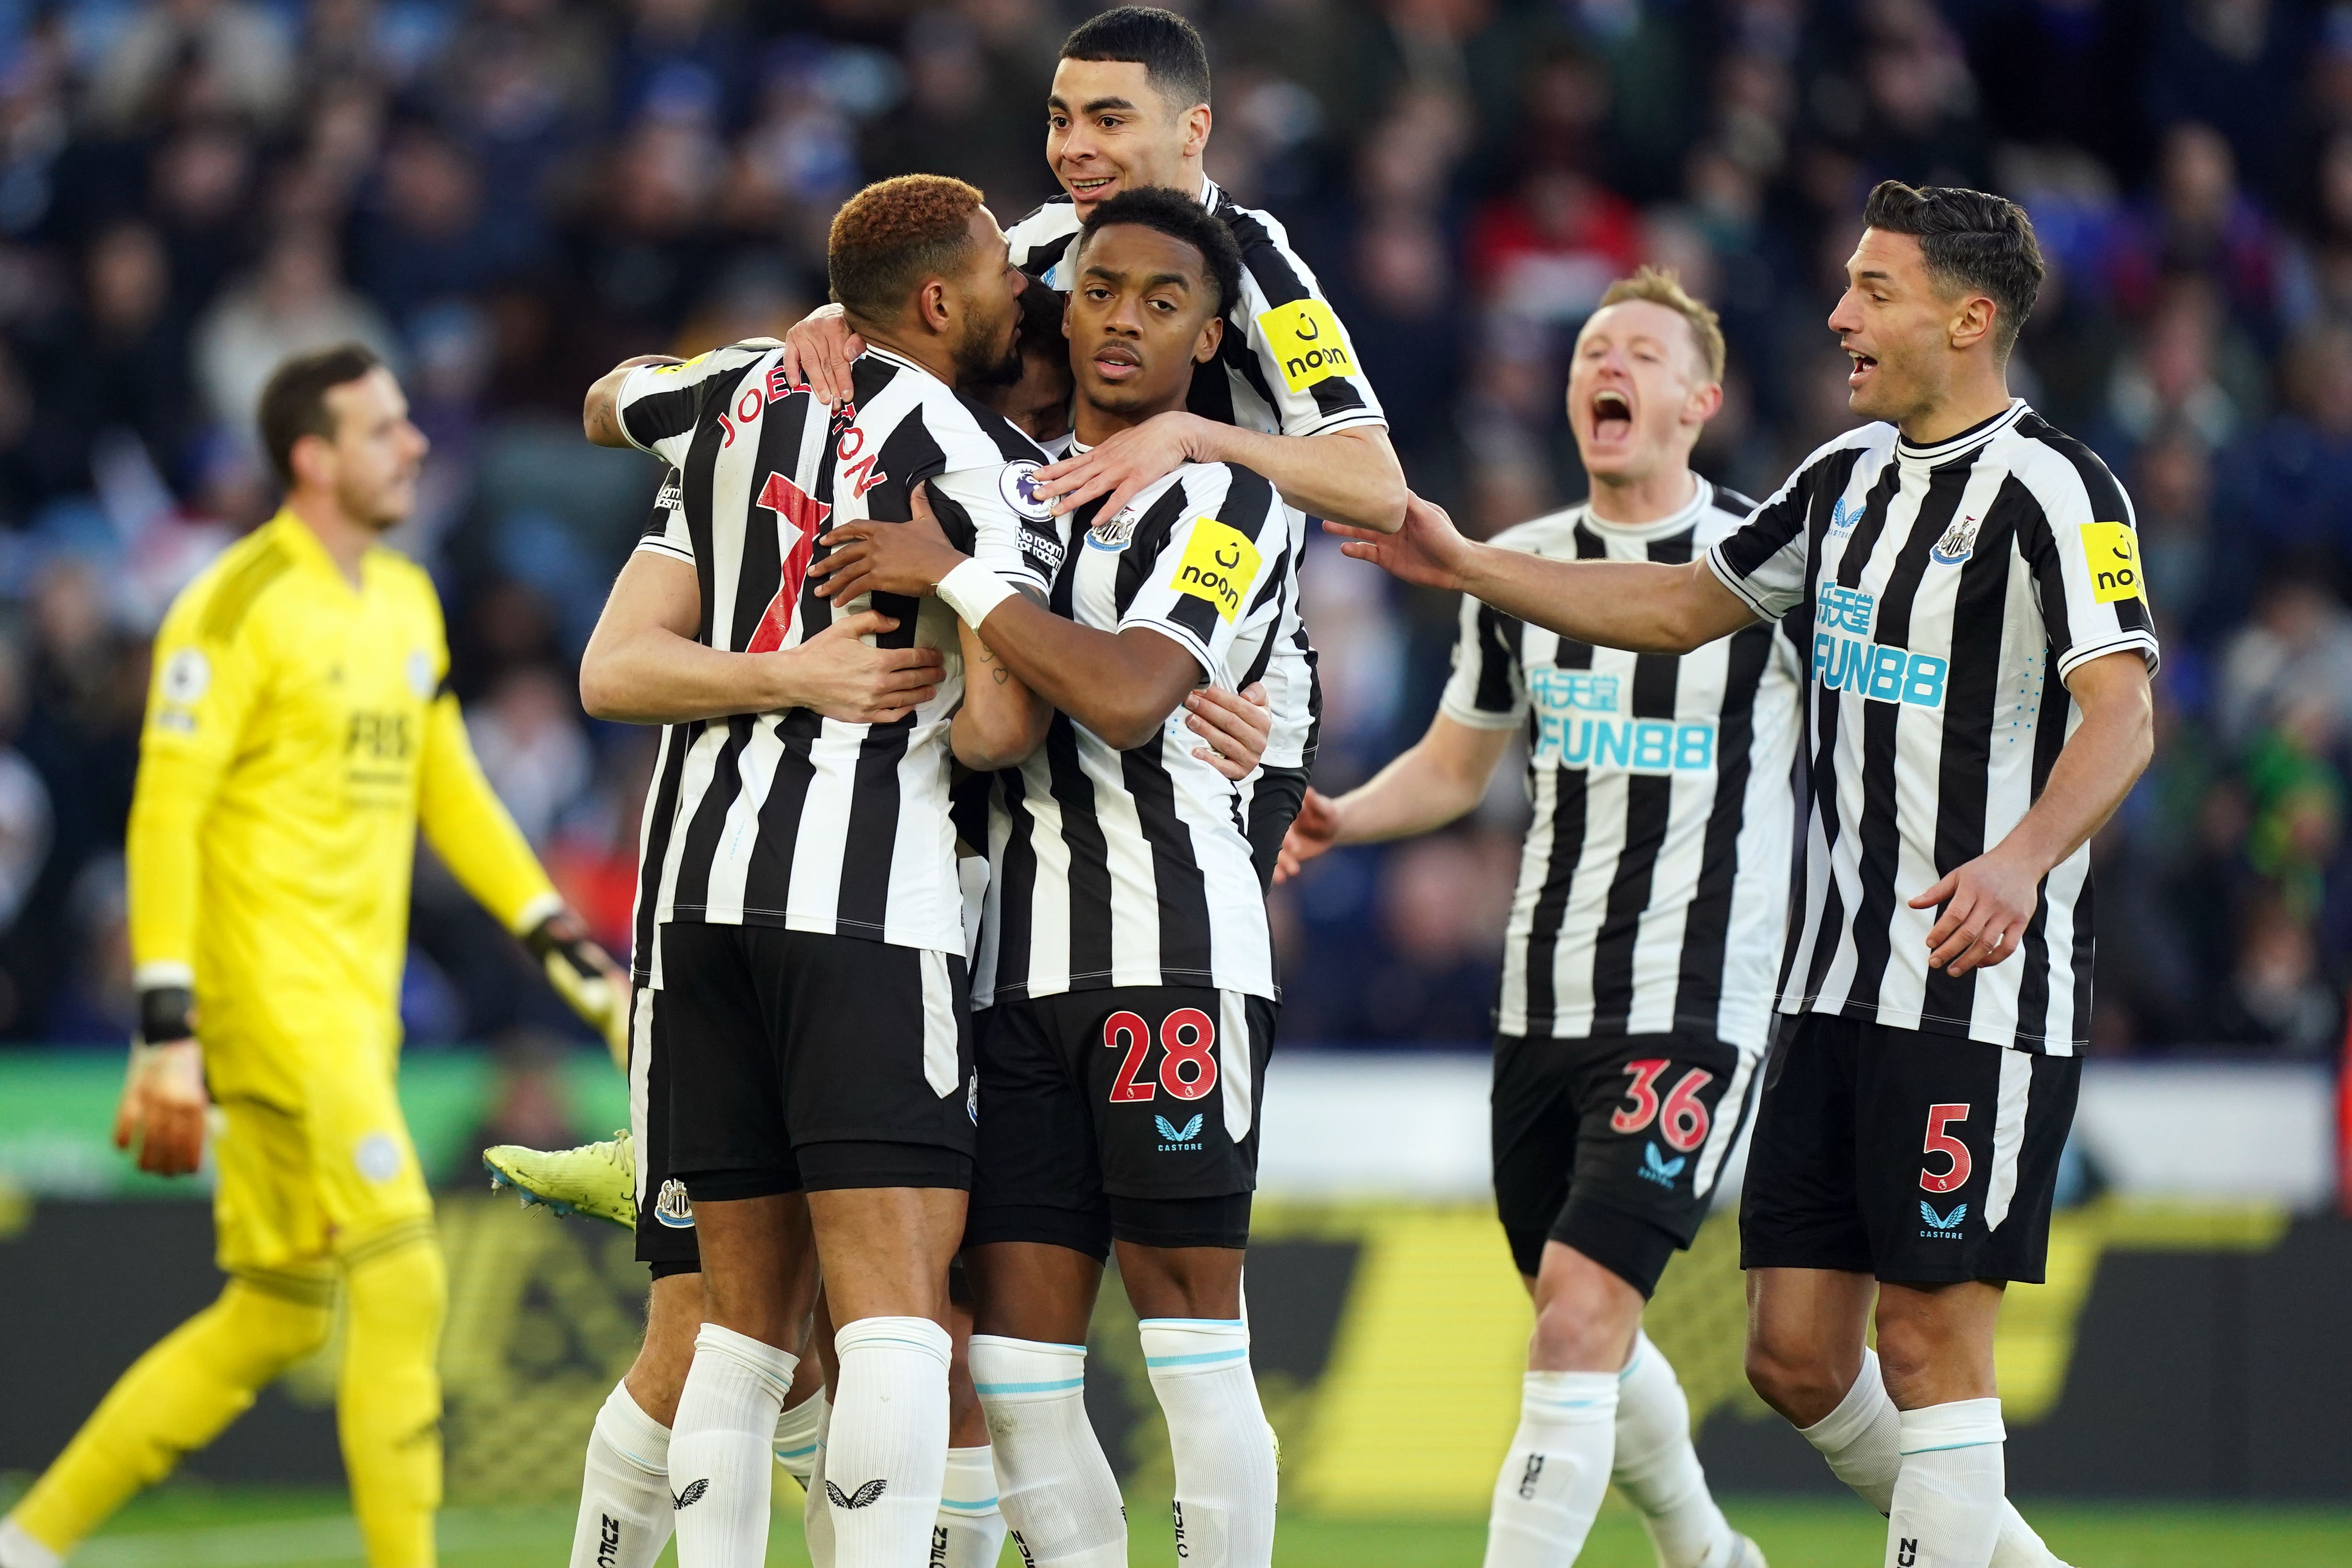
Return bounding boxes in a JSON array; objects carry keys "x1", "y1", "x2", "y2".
[
  {"x1": 1612, "y1": 1059, "x2": 1669, "y2": 1134},
  {"x1": 1105, "y1": 1011, "x2": 1155, "y2": 1102},
  {"x1": 1921, "y1": 1103, "x2": 1972, "y2": 1194},
  {"x1": 1659, "y1": 1069, "x2": 1715, "y2": 1154},
  {"x1": 1157, "y1": 1009, "x2": 1218, "y2": 1101}
]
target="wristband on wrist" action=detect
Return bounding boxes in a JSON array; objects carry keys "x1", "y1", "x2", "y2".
[
  {"x1": 138, "y1": 984, "x2": 195, "y2": 1046},
  {"x1": 935, "y1": 559, "x2": 1015, "y2": 627}
]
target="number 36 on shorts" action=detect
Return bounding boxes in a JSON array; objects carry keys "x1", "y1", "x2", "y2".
[
  {"x1": 1611, "y1": 1058, "x2": 1715, "y2": 1153},
  {"x1": 1105, "y1": 1009, "x2": 1218, "y2": 1103}
]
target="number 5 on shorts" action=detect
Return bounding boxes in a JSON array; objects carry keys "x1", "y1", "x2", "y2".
[{"x1": 1921, "y1": 1103, "x2": 1971, "y2": 1194}]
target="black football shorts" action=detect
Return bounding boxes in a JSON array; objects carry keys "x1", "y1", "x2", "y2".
[
  {"x1": 966, "y1": 987, "x2": 1276, "y2": 1258},
  {"x1": 659, "y1": 922, "x2": 977, "y2": 1203},
  {"x1": 1492, "y1": 1030, "x2": 1758, "y2": 1296},
  {"x1": 1739, "y1": 1012, "x2": 2081, "y2": 1285}
]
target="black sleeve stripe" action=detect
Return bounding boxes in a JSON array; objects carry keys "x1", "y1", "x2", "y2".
[
  {"x1": 1471, "y1": 605, "x2": 1520, "y2": 713},
  {"x1": 1210, "y1": 465, "x2": 1281, "y2": 544},
  {"x1": 620, "y1": 378, "x2": 706, "y2": 452}
]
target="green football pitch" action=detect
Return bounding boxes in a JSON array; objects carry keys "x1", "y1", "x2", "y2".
[{"x1": 9, "y1": 1485, "x2": 2347, "y2": 1567}]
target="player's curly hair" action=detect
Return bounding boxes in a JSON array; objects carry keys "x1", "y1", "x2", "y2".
[
  {"x1": 1075, "y1": 186, "x2": 1243, "y2": 316},
  {"x1": 828, "y1": 174, "x2": 986, "y2": 324},
  {"x1": 1862, "y1": 180, "x2": 2045, "y2": 361},
  {"x1": 1598, "y1": 266, "x2": 1726, "y2": 383}
]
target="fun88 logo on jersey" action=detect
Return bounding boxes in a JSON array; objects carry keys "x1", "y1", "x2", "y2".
[
  {"x1": 1813, "y1": 586, "x2": 1949, "y2": 709},
  {"x1": 1528, "y1": 667, "x2": 1717, "y2": 774}
]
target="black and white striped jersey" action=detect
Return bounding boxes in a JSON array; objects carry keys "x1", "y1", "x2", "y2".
[
  {"x1": 1443, "y1": 481, "x2": 1805, "y2": 1057},
  {"x1": 612, "y1": 341, "x2": 1049, "y2": 963},
  {"x1": 971, "y1": 457, "x2": 1297, "y2": 1008},
  {"x1": 1006, "y1": 177, "x2": 1363, "y2": 769},
  {"x1": 1706, "y1": 400, "x2": 2159, "y2": 1055}
]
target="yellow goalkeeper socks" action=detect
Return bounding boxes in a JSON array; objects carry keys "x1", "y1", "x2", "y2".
[
  {"x1": 5, "y1": 1277, "x2": 331, "y2": 1556},
  {"x1": 338, "y1": 1223, "x2": 447, "y2": 1568}
]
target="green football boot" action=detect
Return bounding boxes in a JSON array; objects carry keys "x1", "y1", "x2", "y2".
[{"x1": 483, "y1": 1131, "x2": 637, "y2": 1229}]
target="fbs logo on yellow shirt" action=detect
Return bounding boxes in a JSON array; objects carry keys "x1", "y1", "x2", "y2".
[
  {"x1": 1170, "y1": 520, "x2": 1262, "y2": 624},
  {"x1": 1259, "y1": 299, "x2": 1353, "y2": 393},
  {"x1": 2079, "y1": 522, "x2": 2146, "y2": 604}
]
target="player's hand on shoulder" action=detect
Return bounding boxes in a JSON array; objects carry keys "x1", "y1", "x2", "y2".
[
  {"x1": 115, "y1": 1036, "x2": 209, "y2": 1177},
  {"x1": 780, "y1": 303, "x2": 862, "y2": 408},
  {"x1": 1329, "y1": 489, "x2": 1472, "y2": 592},
  {"x1": 1186, "y1": 680, "x2": 1273, "y2": 780},
  {"x1": 1910, "y1": 846, "x2": 2040, "y2": 977},
  {"x1": 1275, "y1": 788, "x2": 1342, "y2": 884},
  {"x1": 1029, "y1": 409, "x2": 1207, "y2": 525},
  {"x1": 787, "y1": 610, "x2": 944, "y2": 725},
  {"x1": 814, "y1": 481, "x2": 966, "y2": 605}
]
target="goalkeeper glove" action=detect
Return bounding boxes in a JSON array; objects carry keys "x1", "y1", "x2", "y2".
[
  {"x1": 117, "y1": 985, "x2": 208, "y2": 1175},
  {"x1": 524, "y1": 914, "x2": 629, "y2": 1073}
]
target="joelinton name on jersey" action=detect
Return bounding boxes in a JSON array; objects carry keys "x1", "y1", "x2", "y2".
[
  {"x1": 610, "y1": 340, "x2": 1049, "y2": 973},
  {"x1": 1706, "y1": 399, "x2": 2158, "y2": 1055}
]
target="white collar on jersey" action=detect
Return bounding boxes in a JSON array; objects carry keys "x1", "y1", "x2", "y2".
[
  {"x1": 1895, "y1": 397, "x2": 2028, "y2": 468},
  {"x1": 1578, "y1": 476, "x2": 1715, "y2": 539},
  {"x1": 1194, "y1": 175, "x2": 1223, "y2": 210}
]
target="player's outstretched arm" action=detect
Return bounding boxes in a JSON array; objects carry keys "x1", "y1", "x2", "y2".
[
  {"x1": 1910, "y1": 649, "x2": 2154, "y2": 977},
  {"x1": 579, "y1": 550, "x2": 944, "y2": 726},
  {"x1": 1333, "y1": 491, "x2": 1758, "y2": 656},
  {"x1": 1029, "y1": 416, "x2": 1407, "y2": 537},
  {"x1": 1276, "y1": 713, "x2": 1514, "y2": 883}
]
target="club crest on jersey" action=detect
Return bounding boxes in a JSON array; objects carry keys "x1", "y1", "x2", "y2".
[
  {"x1": 161, "y1": 647, "x2": 210, "y2": 704},
  {"x1": 1087, "y1": 506, "x2": 1140, "y2": 553},
  {"x1": 655, "y1": 1177, "x2": 695, "y2": 1229},
  {"x1": 406, "y1": 649, "x2": 435, "y2": 698},
  {"x1": 998, "y1": 460, "x2": 1056, "y2": 523},
  {"x1": 1930, "y1": 513, "x2": 1981, "y2": 566}
]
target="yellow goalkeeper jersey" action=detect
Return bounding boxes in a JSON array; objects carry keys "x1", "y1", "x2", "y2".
[{"x1": 128, "y1": 510, "x2": 558, "y2": 1106}]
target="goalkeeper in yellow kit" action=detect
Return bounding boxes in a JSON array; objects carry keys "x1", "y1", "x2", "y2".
[{"x1": 0, "y1": 344, "x2": 627, "y2": 1568}]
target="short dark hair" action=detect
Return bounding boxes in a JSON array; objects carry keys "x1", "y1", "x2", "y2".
[
  {"x1": 828, "y1": 174, "x2": 986, "y2": 323},
  {"x1": 1861, "y1": 180, "x2": 2045, "y2": 359},
  {"x1": 257, "y1": 343, "x2": 382, "y2": 486},
  {"x1": 1060, "y1": 7, "x2": 1211, "y2": 112},
  {"x1": 1076, "y1": 187, "x2": 1243, "y2": 317}
]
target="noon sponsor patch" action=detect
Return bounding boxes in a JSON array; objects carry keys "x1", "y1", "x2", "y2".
[
  {"x1": 2079, "y1": 521, "x2": 2145, "y2": 604},
  {"x1": 1258, "y1": 298, "x2": 1353, "y2": 393},
  {"x1": 1168, "y1": 519, "x2": 1262, "y2": 624}
]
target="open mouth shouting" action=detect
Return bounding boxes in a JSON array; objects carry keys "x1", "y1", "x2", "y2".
[{"x1": 1589, "y1": 386, "x2": 1633, "y2": 445}]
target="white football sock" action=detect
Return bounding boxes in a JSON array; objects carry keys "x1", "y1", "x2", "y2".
[
  {"x1": 1482, "y1": 1369, "x2": 1618, "y2": 1568},
  {"x1": 0, "y1": 1519, "x2": 63, "y2": 1568},
  {"x1": 970, "y1": 1335, "x2": 1127, "y2": 1568},
  {"x1": 1887, "y1": 1399, "x2": 2004, "y2": 1568},
  {"x1": 829, "y1": 1316, "x2": 952, "y2": 1568},
  {"x1": 1611, "y1": 1332, "x2": 1737, "y2": 1568},
  {"x1": 569, "y1": 1381, "x2": 676, "y2": 1568},
  {"x1": 669, "y1": 1324, "x2": 796, "y2": 1568},
  {"x1": 803, "y1": 1391, "x2": 836, "y2": 1568},
  {"x1": 1799, "y1": 1351, "x2": 2067, "y2": 1567},
  {"x1": 1798, "y1": 1349, "x2": 1901, "y2": 1513},
  {"x1": 774, "y1": 1388, "x2": 828, "y2": 1483},
  {"x1": 1140, "y1": 1317, "x2": 1278, "y2": 1568},
  {"x1": 934, "y1": 1444, "x2": 1008, "y2": 1567}
]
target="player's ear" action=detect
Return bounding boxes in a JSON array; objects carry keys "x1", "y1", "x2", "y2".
[
  {"x1": 288, "y1": 431, "x2": 335, "y2": 493},
  {"x1": 917, "y1": 277, "x2": 951, "y2": 334},
  {"x1": 1194, "y1": 311, "x2": 1223, "y2": 365},
  {"x1": 1688, "y1": 379, "x2": 1723, "y2": 425},
  {"x1": 1950, "y1": 293, "x2": 1997, "y2": 353},
  {"x1": 1180, "y1": 103, "x2": 1211, "y2": 161}
]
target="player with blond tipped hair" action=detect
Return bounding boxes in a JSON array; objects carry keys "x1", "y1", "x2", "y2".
[{"x1": 1284, "y1": 267, "x2": 1779, "y2": 1568}]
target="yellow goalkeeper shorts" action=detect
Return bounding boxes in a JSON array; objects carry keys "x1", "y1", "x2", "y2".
[{"x1": 209, "y1": 1029, "x2": 434, "y2": 1288}]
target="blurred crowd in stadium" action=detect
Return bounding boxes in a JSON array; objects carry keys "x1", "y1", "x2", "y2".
[{"x1": 0, "y1": 0, "x2": 2341, "y2": 1057}]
